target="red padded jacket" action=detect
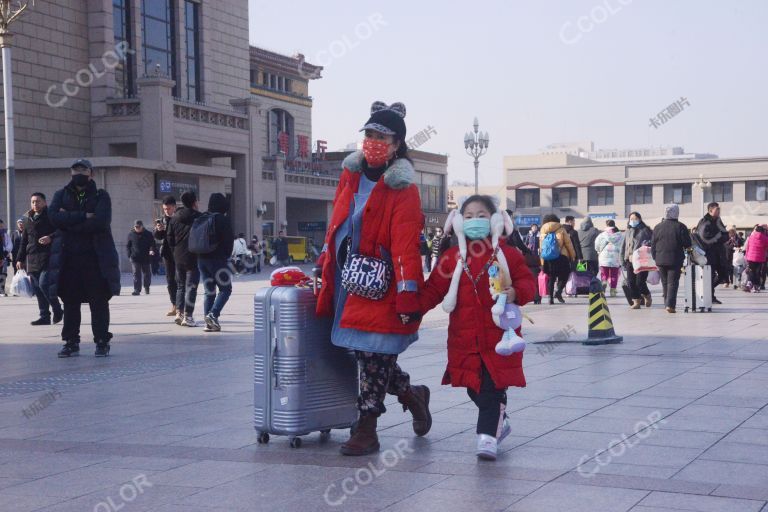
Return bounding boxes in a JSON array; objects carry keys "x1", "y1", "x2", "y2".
[
  {"x1": 316, "y1": 151, "x2": 425, "y2": 335},
  {"x1": 418, "y1": 239, "x2": 536, "y2": 393}
]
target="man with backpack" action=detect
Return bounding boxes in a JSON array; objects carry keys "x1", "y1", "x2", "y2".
[
  {"x1": 194, "y1": 193, "x2": 235, "y2": 332},
  {"x1": 166, "y1": 191, "x2": 202, "y2": 327}
]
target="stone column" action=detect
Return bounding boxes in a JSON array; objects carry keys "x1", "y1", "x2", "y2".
[
  {"x1": 136, "y1": 76, "x2": 176, "y2": 162},
  {"x1": 231, "y1": 97, "x2": 263, "y2": 239}
]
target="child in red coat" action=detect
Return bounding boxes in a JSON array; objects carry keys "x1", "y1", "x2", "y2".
[{"x1": 406, "y1": 195, "x2": 536, "y2": 460}]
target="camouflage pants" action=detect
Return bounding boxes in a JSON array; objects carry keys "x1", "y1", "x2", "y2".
[{"x1": 356, "y1": 351, "x2": 411, "y2": 417}]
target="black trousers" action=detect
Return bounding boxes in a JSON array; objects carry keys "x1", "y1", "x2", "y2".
[
  {"x1": 707, "y1": 246, "x2": 727, "y2": 294},
  {"x1": 175, "y1": 263, "x2": 200, "y2": 316},
  {"x1": 467, "y1": 365, "x2": 508, "y2": 437},
  {"x1": 624, "y1": 262, "x2": 650, "y2": 300},
  {"x1": 543, "y1": 255, "x2": 570, "y2": 297},
  {"x1": 163, "y1": 256, "x2": 177, "y2": 306},
  {"x1": 131, "y1": 261, "x2": 151, "y2": 292},
  {"x1": 356, "y1": 351, "x2": 410, "y2": 417},
  {"x1": 59, "y1": 252, "x2": 112, "y2": 343},
  {"x1": 746, "y1": 261, "x2": 764, "y2": 286},
  {"x1": 657, "y1": 264, "x2": 682, "y2": 308}
]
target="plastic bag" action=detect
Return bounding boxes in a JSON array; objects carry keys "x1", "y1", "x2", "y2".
[
  {"x1": 646, "y1": 270, "x2": 660, "y2": 286},
  {"x1": 632, "y1": 246, "x2": 657, "y2": 272},
  {"x1": 691, "y1": 245, "x2": 708, "y2": 266},
  {"x1": 733, "y1": 251, "x2": 745, "y2": 267},
  {"x1": 10, "y1": 269, "x2": 34, "y2": 298}
]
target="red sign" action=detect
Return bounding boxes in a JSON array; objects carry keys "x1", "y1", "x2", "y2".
[
  {"x1": 278, "y1": 131, "x2": 290, "y2": 155},
  {"x1": 297, "y1": 135, "x2": 310, "y2": 159},
  {"x1": 316, "y1": 140, "x2": 327, "y2": 160}
]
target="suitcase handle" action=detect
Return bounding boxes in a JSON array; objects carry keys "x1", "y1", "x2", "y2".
[{"x1": 271, "y1": 326, "x2": 280, "y2": 389}]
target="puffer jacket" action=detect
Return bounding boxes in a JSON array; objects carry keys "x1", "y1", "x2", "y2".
[
  {"x1": 745, "y1": 230, "x2": 768, "y2": 264},
  {"x1": 316, "y1": 150, "x2": 425, "y2": 335},
  {"x1": 651, "y1": 219, "x2": 692, "y2": 268},
  {"x1": 17, "y1": 207, "x2": 57, "y2": 274},
  {"x1": 578, "y1": 218, "x2": 600, "y2": 261},
  {"x1": 621, "y1": 222, "x2": 652, "y2": 264},
  {"x1": 595, "y1": 228, "x2": 624, "y2": 267},
  {"x1": 48, "y1": 180, "x2": 121, "y2": 298},
  {"x1": 419, "y1": 239, "x2": 536, "y2": 393},
  {"x1": 538, "y1": 221, "x2": 576, "y2": 265}
]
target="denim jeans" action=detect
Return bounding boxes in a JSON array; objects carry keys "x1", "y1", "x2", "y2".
[
  {"x1": 30, "y1": 269, "x2": 62, "y2": 319},
  {"x1": 198, "y1": 258, "x2": 232, "y2": 319}
]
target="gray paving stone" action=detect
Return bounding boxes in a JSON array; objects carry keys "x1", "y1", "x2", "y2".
[
  {"x1": 638, "y1": 491, "x2": 764, "y2": 512},
  {"x1": 508, "y1": 482, "x2": 649, "y2": 512},
  {"x1": 674, "y1": 460, "x2": 768, "y2": 488}
]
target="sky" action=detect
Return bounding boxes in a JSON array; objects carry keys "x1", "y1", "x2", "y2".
[{"x1": 248, "y1": 0, "x2": 768, "y2": 186}]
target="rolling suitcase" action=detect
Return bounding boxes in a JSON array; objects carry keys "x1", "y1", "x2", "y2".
[
  {"x1": 684, "y1": 263, "x2": 712, "y2": 313},
  {"x1": 566, "y1": 270, "x2": 593, "y2": 297},
  {"x1": 253, "y1": 285, "x2": 358, "y2": 447}
]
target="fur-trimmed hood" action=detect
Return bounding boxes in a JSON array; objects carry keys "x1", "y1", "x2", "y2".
[{"x1": 342, "y1": 150, "x2": 415, "y2": 190}]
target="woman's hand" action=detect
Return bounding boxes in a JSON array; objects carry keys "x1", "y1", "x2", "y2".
[{"x1": 503, "y1": 286, "x2": 516, "y2": 303}]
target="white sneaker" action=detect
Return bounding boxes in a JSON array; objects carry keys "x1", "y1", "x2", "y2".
[
  {"x1": 476, "y1": 434, "x2": 498, "y2": 461},
  {"x1": 181, "y1": 316, "x2": 197, "y2": 327}
]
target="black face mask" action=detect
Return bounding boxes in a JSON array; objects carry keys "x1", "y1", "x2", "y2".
[{"x1": 71, "y1": 174, "x2": 90, "y2": 187}]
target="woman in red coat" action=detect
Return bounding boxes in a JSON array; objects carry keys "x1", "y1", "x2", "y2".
[
  {"x1": 316, "y1": 101, "x2": 431, "y2": 456},
  {"x1": 415, "y1": 195, "x2": 536, "y2": 460}
]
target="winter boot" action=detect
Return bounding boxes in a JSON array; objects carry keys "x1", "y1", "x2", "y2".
[
  {"x1": 340, "y1": 414, "x2": 380, "y2": 456},
  {"x1": 397, "y1": 385, "x2": 433, "y2": 436},
  {"x1": 643, "y1": 294, "x2": 652, "y2": 307},
  {"x1": 630, "y1": 299, "x2": 641, "y2": 310}
]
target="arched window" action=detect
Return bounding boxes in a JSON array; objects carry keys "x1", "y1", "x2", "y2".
[{"x1": 268, "y1": 109, "x2": 294, "y2": 156}]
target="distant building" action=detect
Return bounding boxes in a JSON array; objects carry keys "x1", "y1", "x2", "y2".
[
  {"x1": 539, "y1": 141, "x2": 718, "y2": 164},
  {"x1": 504, "y1": 150, "x2": 768, "y2": 231}
]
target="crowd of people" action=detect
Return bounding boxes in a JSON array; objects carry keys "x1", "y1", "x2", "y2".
[{"x1": 0, "y1": 159, "x2": 306, "y2": 357}]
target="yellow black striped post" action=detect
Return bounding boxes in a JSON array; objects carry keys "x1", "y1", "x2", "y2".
[{"x1": 582, "y1": 277, "x2": 623, "y2": 345}]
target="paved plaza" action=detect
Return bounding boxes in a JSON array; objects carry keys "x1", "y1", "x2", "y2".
[{"x1": 1, "y1": 270, "x2": 767, "y2": 511}]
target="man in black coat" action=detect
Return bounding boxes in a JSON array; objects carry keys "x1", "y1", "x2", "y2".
[
  {"x1": 48, "y1": 159, "x2": 120, "y2": 358},
  {"x1": 16, "y1": 192, "x2": 63, "y2": 325},
  {"x1": 166, "y1": 191, "x2": 202, "y2": 327},
  {"x1": 153, "y1": 195, "x2": 178, "y2": 316},
  {"x1": 126, "y1": 220, "x2": 156, "y2": 296},
  {"x1": 695, "y1": 202, "x2": 728, "y2": 304},
  {"x1": 651, "y1": 204, "x2": 692, "y2": 313}
]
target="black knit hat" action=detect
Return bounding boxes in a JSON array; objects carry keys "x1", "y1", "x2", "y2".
[{"x1": 360, "y1": 101, "x2": 407, "y2": 140}]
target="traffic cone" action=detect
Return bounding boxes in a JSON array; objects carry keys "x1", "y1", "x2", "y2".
[{"x1": 581, "y1": 276, "x2": 623, "y2": 345}]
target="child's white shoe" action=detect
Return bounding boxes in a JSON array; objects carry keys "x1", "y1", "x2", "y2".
[
  {"x1": 495, "y1": 331, "x2": 526, "y2": 355},
  {"x1": 476, "y1": 434, "x2": 498, "y2": 460}
]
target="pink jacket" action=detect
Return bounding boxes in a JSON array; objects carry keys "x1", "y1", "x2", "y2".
[{"x1": 745, "y1": 230, "x2": 768, "y2": 263}]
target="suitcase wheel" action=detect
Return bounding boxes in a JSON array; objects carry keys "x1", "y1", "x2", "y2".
[
  {"x1": 289, "y1": 437, "x2": 302, "y2": 449},
  {"x1": 257, "y1": 432, "x2": 270, "y2": 444},
  {"x1": 707, "y1": 307, "x2": 712, "y2": 312}
]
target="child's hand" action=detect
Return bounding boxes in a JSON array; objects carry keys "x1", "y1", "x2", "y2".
[
  {"x1": 503, "y1": 286, "x2": 516, "y2": 303},
  {"x1": 399, "y1": 313, "x2": 422, "y2": 325}
]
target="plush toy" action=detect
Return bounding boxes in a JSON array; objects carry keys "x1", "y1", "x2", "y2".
[
  {"x1": 440, "y1": 209, "x2": 526, "y2": 355},
  {"x1": 489, "y1": 211, "x2": 526, "y2": 355}
]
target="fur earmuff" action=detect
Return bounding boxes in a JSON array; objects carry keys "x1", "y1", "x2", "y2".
[{"x1": 491, "y1": 213, "x2": 505, "y2": 251}]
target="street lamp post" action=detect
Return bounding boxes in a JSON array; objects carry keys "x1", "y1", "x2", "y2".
[
  {"x1": 0, "y1": 0, "x2": 33, "y2": 229},
  {"x1": 464, "y1": 117, "x2": 489, "y2": 195},
  {"x1": 693, "y1": 173, "x2": 712, "y2": 218}
]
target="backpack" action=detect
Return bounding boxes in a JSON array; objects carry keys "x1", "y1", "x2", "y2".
[
  {"x1": 541, "y1": 232, "x2": 560, "y2": 261},
  {"x1": 188, "y1": 213, "x2": 218, "y2": 254}
]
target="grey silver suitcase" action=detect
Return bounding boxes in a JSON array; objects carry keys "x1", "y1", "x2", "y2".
[{"x1": 253, "y1": 285, "x2": 358, "y2": 447}]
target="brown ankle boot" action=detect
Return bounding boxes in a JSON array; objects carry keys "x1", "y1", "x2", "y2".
[
  {"x1": 340, "y1": 414, "x2": 380, "y2": 456},
  {"x1": 397, "y1": 385, "x2": 432, "y2": 436}
]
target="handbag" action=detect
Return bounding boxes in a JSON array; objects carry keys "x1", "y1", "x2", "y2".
[
  {"x1": 646, "y1": 270, "x2": 661, "y2": 286},
  {"x1": 340, "y1": 207, "x2": 393, "y2": 301},
  {"x1": 576, "y1": 260, "x2": 588, "y2": 272}
]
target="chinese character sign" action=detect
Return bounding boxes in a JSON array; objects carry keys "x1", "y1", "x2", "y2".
[
  {"x1": 278, "y1": 131, "x2": 290, "y2": 155},
  {"x1": 297, "y1": 135, "x2": 310, "y2": 159},
  {"x1": 316, "y1": 140, "x2": 327, "y2": 160}
]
